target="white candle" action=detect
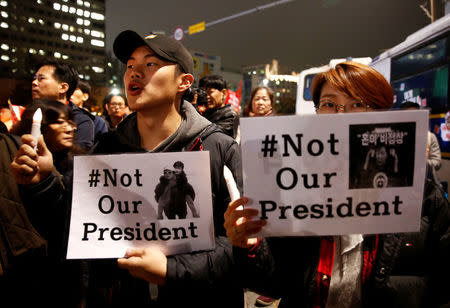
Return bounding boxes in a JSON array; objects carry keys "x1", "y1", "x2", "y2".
[{"x1": 31, "y1": 108, "x2": 42, "y2": 150}]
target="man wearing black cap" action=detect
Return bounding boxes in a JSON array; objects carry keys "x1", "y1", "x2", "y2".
[{"x1": 11, "y1": 30, "x2": 243, "y2": 307}]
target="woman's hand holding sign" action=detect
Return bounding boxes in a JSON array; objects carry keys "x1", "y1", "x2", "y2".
[
  {"x1": 224, "y1": 197, "x2": 266, "y2": 248},
  {"x1": 117, "y1": 247, "x2": 167, "y2": 285}
]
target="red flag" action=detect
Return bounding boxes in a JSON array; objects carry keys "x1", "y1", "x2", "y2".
[
  {"x1": 225, "y1": 89, "x2": 240, "y2": 114},
  {"x1": 8, "y1": 99, "x2": 25, "y2": 123}
]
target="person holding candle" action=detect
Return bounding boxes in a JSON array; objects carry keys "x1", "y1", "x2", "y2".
[{"x1": 10, "y1": 30, "x2": 243, "y2": 308}]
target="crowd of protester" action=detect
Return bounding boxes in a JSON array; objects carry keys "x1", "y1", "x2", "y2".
[{"x1": 0, "y1": 28, "x2": 448, "y2": 308}]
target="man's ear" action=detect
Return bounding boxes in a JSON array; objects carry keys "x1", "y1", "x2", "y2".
[
  {"x1": 59, "y1": 82, "x2": 69, "y2": 96},
  {"x1": 178, "y1": 73, "x2": 194, "y2": 93}
]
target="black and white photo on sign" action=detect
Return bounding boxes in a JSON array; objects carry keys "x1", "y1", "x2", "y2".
[
  {"x1": 349, "y1": 122, "x2": 416, "y2": 189},
  {"x1": 155, "y1": 160, "x2": 200, "y2": 220},
  {"x1": 67, "y1": 151, "x2": 213, "y2": 259}
]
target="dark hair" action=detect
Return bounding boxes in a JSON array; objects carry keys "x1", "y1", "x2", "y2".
[
  {"x1": 311, "y1": 61, "x2": 394, "y2": 110},
  {"x1": 199, "y1": 75, "x2": 227, "y2": 91},
  {"x1": 243, "y1": 86, "x2": 275, "y2": 117},
  {"x1": 173, "y1": 161, "x2": 184, "y2": 169},
  {"x1": 11, "y1": 99, "x2": 73, "y2": 136},
  {"x1": 35, "y1": 59, "x2": 79, "y2": 99},
  {"x1": 76, "y1": 79, "x2": 91, "y2": 96},
  {"x1": 399, "y1": 101, "x2": 420, "y2": 110}
]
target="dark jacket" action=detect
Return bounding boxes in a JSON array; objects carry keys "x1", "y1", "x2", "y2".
[
  {"x1": 78, "y1": 107, "x2": 108, "y2": 143},
  {"x1": 202, "y1": 104, "x2": 237, "y2": 138},
  {"x1": 235, "y1": 179, "x2": 450, "y2": 308},
  {"x1": 89, "y1": 102, "x2": 244, "y2": 308},
  {"x1": 69, "y1": 101, "x2": 95, "y2": 150}
]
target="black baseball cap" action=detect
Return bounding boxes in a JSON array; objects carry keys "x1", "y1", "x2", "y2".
[{"x1": 113, "y1": 30, "x2": 194, "y2": 74}]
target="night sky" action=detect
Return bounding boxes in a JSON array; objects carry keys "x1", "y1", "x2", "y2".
[{"x1": 105, "y1": 0, "x2": 430, "y2": 72}]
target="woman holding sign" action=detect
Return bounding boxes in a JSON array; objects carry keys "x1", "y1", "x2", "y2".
[{"x1": 225, "y1": 62, "x2": 450, "y2": 308}]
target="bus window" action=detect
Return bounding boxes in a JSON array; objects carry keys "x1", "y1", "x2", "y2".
[
  {"x1": 392, "y1": 36, "x2": 447, "y2": 80},
  {"x1": 303, "y1": 74, "x2": 316, "y2": 101},
  {"x1": 392, "y1": 64, "x2": 448, "y2": 113}
]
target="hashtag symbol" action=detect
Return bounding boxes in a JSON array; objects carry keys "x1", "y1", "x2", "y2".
[
  {"x1": 261, "y1": 135, "x2": 278, "y2": 157},
  {"x1": 88, "y1": 169, "x2": 101, "y2": 187}
]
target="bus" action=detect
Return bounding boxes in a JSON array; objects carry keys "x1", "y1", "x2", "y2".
[{"x1": 370, "y1": 14, "x2": 450, "y2": 187}]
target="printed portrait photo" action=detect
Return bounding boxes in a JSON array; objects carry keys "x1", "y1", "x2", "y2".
[
  {"x1": 154, "y1": 161, "x2": 200, "y2": 219},
  {"x1": 349, "y1": 122, "x2": 416, "y2": 189}
]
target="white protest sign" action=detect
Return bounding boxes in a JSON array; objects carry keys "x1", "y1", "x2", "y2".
[
  {"x1": 241, "y1": 110, "x2": 428, "y2": 236},
  {"x1": 67, "y1": 151, "x2": 214, "y2": 259}
]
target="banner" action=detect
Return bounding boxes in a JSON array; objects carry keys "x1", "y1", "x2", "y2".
[
  {"x1": 240, "y1": 110, "x2": 428, "y2": 236},
  {"x1": 67, "y1": 151, "x2": 214, "y2": 259}
]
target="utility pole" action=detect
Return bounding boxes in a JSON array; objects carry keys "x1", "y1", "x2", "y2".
[{"x1": 431, "y1": 0, "x2": 445, "y2": 22}]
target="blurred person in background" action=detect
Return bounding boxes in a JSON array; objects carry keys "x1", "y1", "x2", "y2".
[
  {"x1": 102, "y1": 93, "x2": 128, "y2": 131},
  {"x1": 71, "y1": 79, "x2": 108, "y2": 142},
  {"x1": 199, "y1": 74, "x2": 237, "y2": 138},
  {"x1": 31, "y1": 59, "x2": 94, "y2": 150},
  {"x1": 399, "y1": 101, "x2": 442, "y2": 185},
  {"x1": 236, "y1": 86, "x2": 275, "y2": 145}
]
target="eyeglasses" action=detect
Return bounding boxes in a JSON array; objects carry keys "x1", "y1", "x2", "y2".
[
  {"x1": 317, "y1": 100, "x2": 371, "y2": 113},
  {"x1": 109, "y1": 103, "x2": 125, "y2": 108},
  {"x1": 163, "y1": 170, "x2": 173, "y2": 174}
]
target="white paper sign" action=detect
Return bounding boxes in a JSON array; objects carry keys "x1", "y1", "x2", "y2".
[
  {"x1": 67, "y1": 151, "x2": 214, "y2": 259},
  {"x1": 241, "y1": 110, "x2": 428, "y2": 236}
]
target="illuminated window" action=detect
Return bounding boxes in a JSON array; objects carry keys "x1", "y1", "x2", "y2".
[
  {"x1": 69, "y1": 35, "x2": 76, "y2": 42},
  {"x1": 1, "y1": 43, "x2": 8, "y2": 50},
  {"x1": 91, "y1": 30, "x2": 104, "y2": 38},
  {"x1": 69, "y1": 6, "x2": 76, "y2": 14},
  {"x1": 76, "y1": 36, "x2": 83, "y2": 43},
  {"x1": 1, "y1": 11, "x2": 8, "y2": 17},
  {"x1": 61, "y1": 33, "x2": 69, "y2": 40},
  {"x1": 77, "y1": 0, "x2": 83, "y2": 5},
  {"x1": 84, "y1": 1, "x2": 90, "y2": 7},
  {"x1": 90, "y1": 12, "x2": 104, "y2": 20},
  {"x1": 54, "y1": 22, "x2": 61, "y2": 29},
  {"x1": 61, "y1": 5, "x2": 68, "y2": 12},
  {"x1": 38, "y1": 19, "x2": 44, "y2": 25},
  {"x1": 90, "y1": 39, "x2": 104, "y2": 47},
  {"x1": 92, "y1": 66, "x2": 104, "y2": 73},
  {"x1": 69, "y1": 25, "x2": 75, "y2": 32},
  {"x1": 76, "y1": 8, "x2": 83, "y2": 16},
  {"x1": 54, "y1": 52, "x2": 61, "y2": 58},
  {"x1": 84, "y1": 29, "x2": 90, "y2": 35},
  {"x1": 38, "y1": 49, "x2": 45, "y2": 55},
  {"x1": 83, "y1": 10, "x2": 90, "y2": 17},
  {"x1": 76, "y1": 18, "x2": 83, "y2": 25},
  {"x1": 62, "y1": 24, "x2": 69, "y2": 30},
  {"x1": 84, "y1": 75, "x2": 90, "y2": 80},
  {"x1": 62, "y1": 54, "x2": 69, "y2": 59},
  {"x1": 53, "y1": 3, "x2": 60, "y2": 10},
  {"x1": 83, "y1": 19, "x2": 90, "y2": 26},
  {"x1": 28, "y1": 17, "x2": 36, "y2": 23},
  {"x1": 36, "y1": 0, "x2": 42, "y2": 4},
  {"x1": 0, "y1": 21, "x2": 8, "y2": 28},
  {"x1": 0, "y1": 1, "x2": 7, "y2": 7},
  {"x1": 29, "y1": 48, "x2": 37, "y2": 54},
  {"x1": 1, "y1": 55, "x2": 9, "y2": 61}
]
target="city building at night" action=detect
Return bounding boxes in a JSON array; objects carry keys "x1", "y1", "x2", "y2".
[{"x1": 0, "y1": 0, "x2": 107, "y2": 105}]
